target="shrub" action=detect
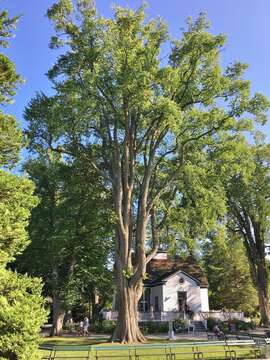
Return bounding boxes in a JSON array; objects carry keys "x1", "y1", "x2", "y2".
[
  {"x1": 174, "y1": 319, "x2": 188, "y2": 331},
  {"x1": 230, "y1": 319, "x2": 256, "y2": 331},
  {"x1": 207, "y1": 317, "x2": 217, "y2": 331},
  {"x1": 91, "y1": 320, "x2": 170, "y2": 334},
  {"x1": 250, "y1": 320, "x2": 257, "y2": 329},
  {"x1": 206, "y1": 317, "x2": 256, "y2": 332},
  {"x1": 139, "y1": 324, "x2": 149, "y2": 335},
  {"x1": 220, "y1": 321, "x2": 229, "y2": 332},
  {"x1": 91, "y1": 320, "x2": 116, "y2": 333},
  {"x1": 139, "y1": 321, "x2": 169, "y2": 333},
  {"x1": 0, "y1": 268, "x2": 48, "y2": 360}
]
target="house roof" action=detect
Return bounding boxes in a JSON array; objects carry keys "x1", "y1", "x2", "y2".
[{"x1": 144, "y1": 255, "x2": 208, "y2": 288}]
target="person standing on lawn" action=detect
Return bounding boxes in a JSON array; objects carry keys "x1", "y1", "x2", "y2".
[{"x1": 83, "y1": 316, "x2": 89, "y2": 336}]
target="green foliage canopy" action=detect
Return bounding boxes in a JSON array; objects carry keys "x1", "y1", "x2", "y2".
[
  {"x1": 24, "y1": 1, "x2": 270, "y2": 341},
  {"x1": 0, "y1": 9, "x2": 47, "y2": 360}
]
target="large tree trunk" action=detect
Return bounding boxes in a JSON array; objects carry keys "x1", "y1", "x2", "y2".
[
  {"x1": 112, "y1": 277, "x2": 145, "y2": 343},
  {"x1": 50, "y1": 294, "x2": 65, "y2": 336},
  {"x1": 110, "y1": 188, "x2": 158, "y2": 343},
  {"x1": 109, "y1": 94, "x2": 160, "y2": 342},
  {"x1": 257, "y1": 261, "x2": 270, "y2": 326},
  {"x1": 240, "y1": 219, "x2": 270, "y2": 326},
  {"x1": 91, "y1": 290, "x2": 100, "y2": 320},
  {"x1": 258, "y1": 290, "x2": 270, "y2": 326}
]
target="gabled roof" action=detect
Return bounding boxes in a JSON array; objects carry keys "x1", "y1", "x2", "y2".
[{"x1": 144, "y1": 255, "x2": 208, "y2": 288}]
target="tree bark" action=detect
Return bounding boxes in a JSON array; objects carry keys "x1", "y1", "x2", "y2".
[
  {"x1": 91, "y1": 290, "x2": 100, "y2": 320},
  {"x1": 257, "y1": 261, "x2": 270, "y2": 326},
  {"x1": 112, "y1": 276, "x2": 145, "y2": 343},
  {"x1": 109, "y1": 92, "x2": 165, "y2": 342},
  {"x1": 245, "y1": 246, "x2": 270, "y2": 326},
  {"x1": 50, "y1": 294, "x2": 65, "y2": 336},
  {"x1": 233, "y1": 206, "x2": 270, "y2": 326}
]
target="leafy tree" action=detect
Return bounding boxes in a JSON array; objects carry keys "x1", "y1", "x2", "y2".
[
  {"x1": 17, "y1": 153, "x2": 114, "y2": 336},
  {"x1": 26, "y1": 1, "x2": 269, "y2": 342},
  {"x1": 203, "y1": 229, "x2": 258, "y2": 315},
  {"x1": 224, "y1": 142, "x2": 270, "y2": 325},
  {"x1": 0, "y1": 10, "x2": 47, "y2": 360},
  {"x1": 159, "y1": 150, "x2": 229, "y2": 256},
  {"x1": 178, "y1": 117, "x2": 270, "y2": 324}
]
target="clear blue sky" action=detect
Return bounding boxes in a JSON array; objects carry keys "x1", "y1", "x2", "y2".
[{"x1": 2, "y1": 0, "x2": 270, "y2": 138}]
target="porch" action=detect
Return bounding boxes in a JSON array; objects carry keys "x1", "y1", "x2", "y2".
[
  {"x1": 102, "y1": 310, "x2": 187, "y2": 322},
  {"x1": 102, "y1": 310, "x2": 245, "y2": 323}
]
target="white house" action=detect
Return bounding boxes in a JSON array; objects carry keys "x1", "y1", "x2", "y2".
[{"x1": 112, "y1": 251, "x2": 210, "y2": 322}]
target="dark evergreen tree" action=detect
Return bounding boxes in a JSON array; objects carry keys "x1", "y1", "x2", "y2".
[{"x1": 203, "y1": 230, "x2": 258, "y2": 315}]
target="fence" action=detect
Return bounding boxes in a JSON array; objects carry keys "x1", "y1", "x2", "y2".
[
  {"x1": 102, "y1": 310, "x2": 245, "y2": 322},
  {"x1": 102, "y1": 311, "x2": 186, "y2": 322},
  {"x1": 200, "y1": 311, "x2": 245, "y2": 321}
]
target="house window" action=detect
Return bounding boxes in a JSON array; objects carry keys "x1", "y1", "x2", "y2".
[
  {"x1": 138, "y1": 288, "x2": 151, "y2": 312},
  {"x1": 154, "y1": 296, "x2": 159, "y2": 312},
  {"x1": 145, "y1": 288, "x2": 150, "y2": 312}
]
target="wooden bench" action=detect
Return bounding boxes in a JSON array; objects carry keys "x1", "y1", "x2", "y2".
[
  {"x1": 40, "y1": 339, "x2": 264, "y2": 360},
  {"x1": 223, "y1": 331, "x2": 266, "y2": 345},
  {"x1": 94, "y1": 342, "x2": 227, "y2": 360},
  {"x1": 181, "y1": 340, "x2": 259, "y2": 360},
  {"x1": 134, "y1": 342, "x2": 197, "y2": 360},
  {"x1": 40, "y1": 345, "x2": 92, "y2": 360},
  {"x1": 225, "y1": 340, "x2": 262, "y2": 359},
  {"x1": 93, "y1": 343, "x2": 193, "y2": 360},
  {"x1": 93, "y1": 345, "x2": 136, "y2": 360},
  {"x1": 250, "y1": 333, "x2": 267, "y2": 345},
  {"x1": 166, "y1": 341, "x2": 221, "y2": 359},
  {"x1": 93, "y1": 341, "x2": 263, "y2": 360}
]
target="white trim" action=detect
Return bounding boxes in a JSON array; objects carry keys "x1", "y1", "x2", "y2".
[{"x1": 160, "y1": 269, "x2": 201, "y2": 285}]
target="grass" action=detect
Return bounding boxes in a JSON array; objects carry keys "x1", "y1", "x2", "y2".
[{"x1": 39, "y1": 336, "x2": 264, "y2": 359}]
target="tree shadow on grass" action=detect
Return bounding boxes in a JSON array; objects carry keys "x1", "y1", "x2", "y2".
[{"x1": 42, "y1": 337, "x2": 109, "y2": 346}]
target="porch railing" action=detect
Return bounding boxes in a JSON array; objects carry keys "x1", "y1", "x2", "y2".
[
  {"x1": 102, "y1": 310, "x2": 245, "y2": 323},
  {"x1": 102, "y1": 311, "x2": 186, "y2": 322},
  {"x1": 200, "y1": 310, "x2": 245, "y2": 322}
]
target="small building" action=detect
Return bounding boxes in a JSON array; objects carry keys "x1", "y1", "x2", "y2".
[
  {"x1": 138, "y1": 251, "x2": 209, "y2": 319},
  {"x1": 112, "y1": 251, "x2": 209, "y2": 322}
]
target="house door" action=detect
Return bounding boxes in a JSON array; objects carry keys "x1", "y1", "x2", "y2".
[{"x1": 177, "y1": 291, "x2": 187, "y2": 312}]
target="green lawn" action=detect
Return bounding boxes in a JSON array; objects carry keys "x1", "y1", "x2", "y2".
[{"x1": 40, "y1": 336, "x2": 264, "y2": 360}]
